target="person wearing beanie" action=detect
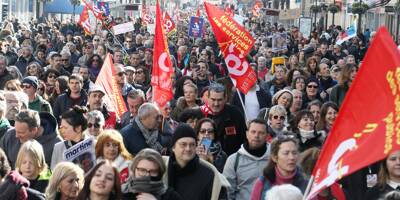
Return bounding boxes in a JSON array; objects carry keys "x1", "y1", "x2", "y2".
[
  {"x1": 21, "y1": 76, "x2": 52, "y2": 114},
  {"x1": 223, "y1": 119, "x2": 269, "y2": 200},
  {"x1": 302, "y1": 77, "x2": 325, "y2": 107},
  {"x1": 166, "y1": 123, "x2": 216, "y2": 200}
]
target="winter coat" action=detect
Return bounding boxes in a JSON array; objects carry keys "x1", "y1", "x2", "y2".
[
  {"x1": 223, "y1": 145, "x2": 270, "y2": 200},
  {"x1": 52, "y1": 89, "x2": 88, "y2": 122}
]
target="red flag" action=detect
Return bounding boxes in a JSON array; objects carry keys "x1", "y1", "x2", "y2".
[
  {"x1": 224, "y1": 6, "x2": 234, "y2": 17},
  {"x1": 306, "y1": 27, "x2": 400, "y2": 199},
  {"x1": 95, "y1": 54, "x2": 127, "y2": 118},
  {"x1": 79, "y1": 6, "x2": 91, "y2": 35},
  {"x1": 82, "y1": 0, "x2": 104, "y2": 21},
  {"x1": 196, "y1": 6, "x2": 201, "y2": 17},
  {"x1": 151, "y1": 0, "x2": 174, "y2": 108},
  {"x1": 163, "y1": 11, "x2": 176, "y2": 37},
  {"x1": 252, "y1": 1, "x2": 263, "y2": 17},
  {"x1": 204, "y1": 2, "x2": 257, "y2": 94}
]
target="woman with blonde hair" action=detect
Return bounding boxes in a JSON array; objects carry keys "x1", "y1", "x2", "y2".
[
  {"x1": 4, "y1": 79, "x2": 22, "y2": 91},
  {"x1": 45, "y1": 162, "x2": 84, "y2": 200},
  {"x1": 16, "y1": 139, "x2": 50, "y2": 193},
  {"x1": 95, "y1": 129, "x2": 133, "y2": 190}
]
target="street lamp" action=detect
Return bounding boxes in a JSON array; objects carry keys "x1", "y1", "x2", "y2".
[{"x1": 321, "y1": 4, "x2": 328, "y2": 31}]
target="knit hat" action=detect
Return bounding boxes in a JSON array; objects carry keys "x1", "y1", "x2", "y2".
[
  {"x1": 172, "y1": 123, "x2": 197, "y2": 145},
  {"x1": 272, "y1": 89, "x2": 293, "y2": 105},
  {"x1": 22, "y1": 76, "x2": 39, "y2": 90},
  {"x1": 306, "y1": 77, "x2": 319, "y2": 86}
]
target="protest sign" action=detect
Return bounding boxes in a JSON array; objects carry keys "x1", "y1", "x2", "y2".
[
  {"x1": 112, "y1": 22, "x2": 135, "y2": 35},
  {"x1": 63, "y1": 138, "x2": 96, "y2": 173},
  {"x1": 188, "y1": 16, "x2": 204, "y2": 38},
  {"x1": 271, "y1": 32, "x2": 288, "y2": 52},
  {"x1": 299, "y1": 17, "x2": 312, "y2": 39}
]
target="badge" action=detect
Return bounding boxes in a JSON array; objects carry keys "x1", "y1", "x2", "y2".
[
  {"x1": 366, "y1": 174, "x2": 377, "y2": 188},
  {"x1": 225, "y1": 126, "x2": 237, "y2": 135}
]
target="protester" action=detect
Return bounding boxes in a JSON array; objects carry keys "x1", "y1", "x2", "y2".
[
  {"x1": 123, "y1": 148, "x2": 182, "y2": 200},
  {"x1": 45, "y1": 162, "x2": 84, "y2": 200},
  {"x1": 84, "y1": 110, "x2": 105, "y2": 138}
]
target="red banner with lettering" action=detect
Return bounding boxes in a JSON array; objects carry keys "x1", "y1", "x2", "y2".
[
  {"x1": 306, "y1": 27, "x2": 400, "y2": 199},
  {"x1": 95, "y1": 54, "x2": 127, "y2": 118},
  {"x1": 252, "y1": 1, "x2": 263, "y2": 17},
  {"x1": 204, "y1": 2, "x2": 257, "y2": 94},
  {"x1": 79, "y1": 6, "x2": 91, "y2": 35},
  {"x1": 163, "y1": 11, "x2": 176, "y2": 37},
  {"x1": 151, "y1": 0, "x2": 174, "y2": 108}
]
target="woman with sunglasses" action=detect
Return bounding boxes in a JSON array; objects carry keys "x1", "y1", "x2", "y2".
[
  {"x1": 42, "y1": 69, "x2": 60, "y2": 97},
  {"x1": 123, "y1": 148, "x2": 182, "y2": 200},
  {"x1": 95, "y1": 130, "x2": 133, "y2": 191},
  {"x1": 250, "y1": 136, "x2": 307, "y2": 200},
  {"x1": 85, "y1": 54, "x2": 104, "y2": 83},
  {"x1": 195, "y1": 118, "x2": 227, "y2": 172},
  {"x1": 85, "y1": 110, "x2": 105, "y2": 138},
  {"x1": 291, "y1": 110, "x2": 322, "y2": 152},
  {"x1": 259, "y1": 105, "x2": 288, "y2": 142},
  {"x1": 303, "y1": 77, "x2": 326, "y2": 107}
]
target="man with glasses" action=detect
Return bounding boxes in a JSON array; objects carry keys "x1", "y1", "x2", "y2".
[
  {"x1": 78, "y1": 42, "x2": 95, "y2": 66},
  {"x1": 124, "y1": 36, "x2": 136, "y2": 53},
  {"x1": 115, "y1": 64, "x2": 135, "y2": 103},
  {"x1": 0, "y1": 40, "x2": 18, "y2": 65},
  {"x1": 45, "y1": 53, "x2": 71, "y2": 76},
  {"x1": 4, "y1": 91, "x2": 29, "y2": 126},
  {"x1": 15, "y1": 45, "x2": 36, "y2": 75},
  {"x1": 0, "y1": 55, "x2": 14, "y2": 89},
  {"x1": 87, "y1": 85, "x2": 118, "y2": 129},
  {"x1": 60, "y1": 50, "x2": 74, "y2": 74},
  {"x1": 121, "y1": 103, "x2": 170, "y2": 155},
  {"x1": 21, "y1": 76, "x2": 52, "y2": 114},
  {"x1": 166, "y1": 123, "x2": 215, "y2": 200},
  {"x1": 223, "y1": 119, "x2": 269, "y2": 200}
]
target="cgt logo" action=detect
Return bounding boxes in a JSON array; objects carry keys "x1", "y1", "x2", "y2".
[{"x1": 225, "y1": 44, "x2": 249, "y2": 77}]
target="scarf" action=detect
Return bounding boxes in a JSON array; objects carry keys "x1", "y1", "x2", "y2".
[
  {"x1": 200, "y1": 102, "x2": 213, "y2": 117},
  {"x1": 125, "y1": 176, "x2": 167, "y2": 199},
  {"x1": 274, "y1": 166, "x2": 296, "y2": 186},
  {"x1": 243, "y1": 141, "x2": 267, "y2": 157},
  {"x1": 298, "y1": 128, "x2": 315, "y2": 143},
  {"x1": 135, "y1": 117, "x2": 164, "y2": 153}
]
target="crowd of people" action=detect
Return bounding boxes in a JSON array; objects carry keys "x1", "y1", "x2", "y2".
[{"x1": 0, "y1": 3, "x2": 399, "y2": 200}]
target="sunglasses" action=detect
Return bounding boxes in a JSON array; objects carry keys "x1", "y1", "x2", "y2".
[
  {"x1": 94, "y1": 39, "x2": 100, "y2": 41},
  {"x1": 92, "y1": 59, "x2": 99, "y2": 62},
  {"x1": 117, "y1": 72, "x2": 126, "y2": 76},
  {"x1": 48, "y1": 75, "x2": 56, "y2": 79},
  {"x1": 307, "y1": 85, "x2": 318, "y2": 89},
  {"x1": 136, "y1": 70, "x2": 144, "y2": 74},
  {"x1": 21, "y1": 84, "x2": 32, "y2": 89},
  {"x1": 88, "y1": 123, "x2": 101, "y2": 128},
  {"x1": 272, "y1": 115, "x2": 285, "y2": 120},
  {"x1": 61, "y1": 59, "x2": 69, "y2": 61},
  {"x1": 199, "y1": 129, "x2": 215, "y2": 134}
]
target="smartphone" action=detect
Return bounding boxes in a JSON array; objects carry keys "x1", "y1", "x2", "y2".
[{"x1": 200, "y1": 137, "x2": 212, "y2": 153}]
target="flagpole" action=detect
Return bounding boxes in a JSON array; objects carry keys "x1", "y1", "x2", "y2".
[
  {"x1": 302, "y1": 175, "x2": 314, "y2": 200},
  {"x1": 236, "y1": 88, "x2": 249, "y2": 125}
]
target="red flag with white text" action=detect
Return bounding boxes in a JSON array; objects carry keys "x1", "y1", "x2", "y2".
[
  {"x1": 204, "y1": 2, "x2": 257, "y2": 94},
  {"x1": 163, "y1": 11, "x2": 176, "y2": 37},
  {"x1": 95, "y1": 54, "x2": 127, "y2": 118},
  {"x1": 151, "y1": 0, "x2": 174, "y2": 108},
  {"x1": 306, "y1": 27, "x2": 400, "y2": 199},
  {"x1": 79, "y1": 6, "x2": 91, "y2": 35}
]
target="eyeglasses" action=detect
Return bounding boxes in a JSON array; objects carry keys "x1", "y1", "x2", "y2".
[
  {"x1": 21, "y1": 84, "x2": 32, "y2": 89},
  {"x1": 88, "y1": 123, "x2": 101, "y2": 128},
  {"x1": 117, "y1": 72, "x2": 126, "y2": 76},
  {"x1": 48, "y1": 75, "x2": 56, "y2": 79},
  {"x1": 307, "y1": 85, "x2": 318, "y2": 89},
  {"x1": 199, "y1": 129, "x2": 215, "y2": 135},
  {"x1": 93, "y1": 39, "x2": 100, "y2": 41},
  {"x1": 272, "y1": 115, "x2": 285, "y2": 120},
  {"x1": 136, "y1": 70, "x2": 144, "y2": 74},
  {"x1": 92, "y1": 59, "x2": 99, "y2": 62},
  {"x1": 135, "y1": 167, "x2": 159, "y2": 177},
  {"x1": 61, "y1": 59, "x2": 69, "y2": 61}
]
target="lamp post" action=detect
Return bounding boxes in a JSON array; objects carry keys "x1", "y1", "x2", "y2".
[{"x1": 321, "y1": 4, "x2": 328, "y2": 31}]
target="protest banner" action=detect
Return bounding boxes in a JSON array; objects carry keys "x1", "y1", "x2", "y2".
[
  {"x1": 79, "y1": 5, "x2": 91, "y2": 35},
  {"x1": 299, "y1": 17, "x2": 312, "y2": 39},
  {"x1": 305, "y1": 27, "x2": 400, "y2": 199},
  {"x1": 188, "y1": 16, "x2": 204, "y2": 38},
  {"x1": 97, "y1": 2, "x2": 110, "y2": 16},
  {"x1": 151, "y1": 0, "x2": 174, "y2": 108},
  {"x1": 63, "y1": 138, "x2": 96, "y2": 173},
  {"x1": 272, "y1": 32, "x2": 288, "y2": 52},
  {"x1": 204, "y1": 2, "x2": 257, "y2": 94},
  {"x1": 95, "y1": 54, "x2": 127, "y2": 117},
  {"x1": 163, "y1": 11, "x2": 176, "y2": 37},
  {"x1": 112, "y1": 22, "x2": 135, "y2": 35},
  {"x1": 336, "y1": 19, "x2": 357, "y2": 45},
  {"x1": 252, "y1": 1, "x2": 263, "y2": 17}
]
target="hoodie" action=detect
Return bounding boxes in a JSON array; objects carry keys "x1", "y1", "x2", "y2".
[{"x1": 0, "y1": 112, "x2": 61, "y2": 168}]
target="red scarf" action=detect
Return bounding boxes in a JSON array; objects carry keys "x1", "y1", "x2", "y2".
[{"x1": 200, "y1": 103, "x2": 214, "y2": 117}]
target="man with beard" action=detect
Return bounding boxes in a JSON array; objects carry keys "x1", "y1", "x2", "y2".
[
  {"x1": 193, "y1": 61, "x2": 211, "y2": 96},
  {"x1": 44, "y1": 53, "x2": 70, "y2": 76},
  {"x1": 0, "y1": 40, "x2": 18, "y2": 65},
  {"x1": 52, "y1": 74, "x2": 88, "y2": 123},
  {"x1": 87, "y1": 85, "x2": 118, "y2": 129},
  {"x1": 4, "y1": 91, "x2": 29, "y2": 126},
  {"x1": 78, "y1": 66, "x2": 94, "y2": 93},
  {"x1": 15, "y1": 45, "x2": 36, "y2": 75}
]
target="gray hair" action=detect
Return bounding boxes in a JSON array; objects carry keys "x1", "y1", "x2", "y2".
[
  {"x1": 265, "y1": 184, "x2": 303, "y2": 200},
  {"x1": 86, "y1": 110, "x2": 105, "y2": 125},
  {"x1": 138, "y1": 103, "x2": 159, "y2": 120},
  {"x1": 127, "y1": 88, "x2": 145, "y2": 101},
  {"x1": 208, "y1": 83, "x2": 226, "y2": 96},
  {"x1": 269, "y1": 105, "x2": 287, "y2": 118},
  {"x1": 15, "y1": 110, "x2": 40, "y2": 129},
  {"x1": 6, "y1": 91, "x2": 29, "y2": 109}
]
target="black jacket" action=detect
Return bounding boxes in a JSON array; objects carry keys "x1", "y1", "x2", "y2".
[
  {"x1": 231, "y1": 86, "x2": 271, "y2": 118},
  {"x1": 52, "y1": 89, "x2": 88, "y2": 122},
  {"x1": 198, "y1": 104, "x2": 247, "y2": 155},
  {"x1": 167, "y1": 154, "x2": 214, "y2": 200}
]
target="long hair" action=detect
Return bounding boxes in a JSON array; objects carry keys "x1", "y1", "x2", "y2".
[
  {"x1": 305, "y1": 56, "x2": 319, "y2": 76},
  {"x1": 316, "y1": 102, "x2": 338, "y2": 131},
  {"x1": 263, "y1": 135, "x2": 299, "y2": 181},
  {"x1": 16, "y1": 140, "x2": 47, "y2": 178},
  {"x1": 77, "y1": 160, "x2": 122, "y2": 200},
  {"x1": 95, "y1": 129, "x2": 133, "y2": 160},
  {"x1": 338, "y1": 63, "x2": 358, "y2": 87},
  {"x1": 45, "y1": 162, "x2": 84, "y2": 200},
  {"x1": 194, "y1": 118, "x2": 217, "y2": 138}
]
